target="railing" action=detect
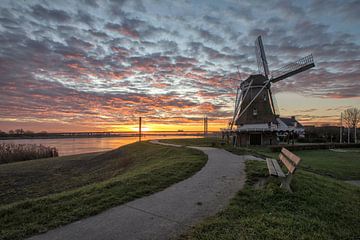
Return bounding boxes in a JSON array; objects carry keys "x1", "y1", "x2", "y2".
[{"x1": 236, "y1": 127, "x2": 277, "y2": 132}]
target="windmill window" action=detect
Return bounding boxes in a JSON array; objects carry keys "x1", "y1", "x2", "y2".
[
  {"x1": 253, "y1": 108, "x2": 258, "y2": 116},
  {"x1": 263, "y1": 93, "x2": 267, "y2": 101}
]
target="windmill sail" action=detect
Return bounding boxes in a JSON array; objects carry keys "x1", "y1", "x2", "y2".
[
  {"x1": 255, "y1": 36, "x2": 270, "y2": 79},
  {"x1": 268, "y1": 87, "x2": 280, "y2": 116},
  {"x1": 271, "y1": 54, "x2": 315, "y2": 83}
]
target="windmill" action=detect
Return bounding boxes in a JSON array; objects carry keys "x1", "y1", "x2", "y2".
[{"x1": 229, "y1": 36, "x2": 315, "y2": 145}]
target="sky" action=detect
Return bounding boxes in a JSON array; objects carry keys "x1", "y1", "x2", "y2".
[{"x1": 0, "y1": 0, "x2": 359, "y2": 132}]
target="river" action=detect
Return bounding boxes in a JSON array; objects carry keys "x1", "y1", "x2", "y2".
[{"x1": 0, "y1": 135, "x2": 202, "y2": 156}]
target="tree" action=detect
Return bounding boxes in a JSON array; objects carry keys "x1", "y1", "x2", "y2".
[
  {"x1": 24, "y1": 130, "x2": 34, "y2": 136},
  {"x1": 14, "y1": 128, "x2": 24, "y2": 135},
  {"x1": 343, "y1": 108, "x2": 360, "y2": 143},
  {"x1": 0, "y1": 130, "x2": 6, "y2": 137}
]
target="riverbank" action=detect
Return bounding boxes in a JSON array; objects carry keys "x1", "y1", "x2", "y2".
[
  {"x1": 0, "y1": 132, "x2": 215, "y2": 140},
  {"x1": 0, "y1": 135, "x2": 205, "y2": 156}
]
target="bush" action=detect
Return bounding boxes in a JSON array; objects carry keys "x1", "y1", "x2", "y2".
[{"x1": 0, "y1": 143, "x2": 58, "y2": 164}]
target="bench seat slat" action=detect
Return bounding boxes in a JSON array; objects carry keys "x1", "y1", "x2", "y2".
[
  {"x1": 266, "y1": 158, "x2": 277, "y2": 176},
  {"x1": 271, "y1": 159, "x2": 286, "y2": 178},
  {"x1": 279, "y1": 153, "x2": 296, "y2": 174}
]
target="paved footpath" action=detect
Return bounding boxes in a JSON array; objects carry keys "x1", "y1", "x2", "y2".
[{"x1": 28, "y1": 141, "x2": 262, "y2": 240}]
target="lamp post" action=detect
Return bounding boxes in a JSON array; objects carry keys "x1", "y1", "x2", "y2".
[
  {"x1": 139, "y1": 117, "x2": 142, "y2": 142},
  {"x1": 340, "y1": 112, "x2": 342, "y2": 143}
]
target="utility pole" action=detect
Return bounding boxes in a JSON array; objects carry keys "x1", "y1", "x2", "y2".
[
  {"x1": 204, "y1": 116, "x2": 208, "y2": 137},
  {"x1": 139, "y1": 117, "x2": 142, "y2": 142},
  {"x1": 355, "y1": 125, "x2": 357, "y2": 144},
  {"x1": 340, "y1": 112, "x2": 342, "y2": 143}
]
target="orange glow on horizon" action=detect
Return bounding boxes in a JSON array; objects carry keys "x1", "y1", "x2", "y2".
[
  {"x1": 108, "y1": 119, "x2": 229, "y2": 133},
  {"x1": 130, "y1": 126, "x2": 150, "y2": 132},
  {"x1": 0, "y1": 117, "x2": 344, "y2": 133}
]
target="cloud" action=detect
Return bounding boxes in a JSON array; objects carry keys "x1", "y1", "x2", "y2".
[
  {"x1": 195, "y1": 28, "x2": 224, "y2": 44},
  {"x1": 310, "y1": 0, "x2": 360, "y2": 21},
  {"x1": 0, "y1": 0, "x2": 359, "y2": 130},
  {"x1": 76, "y1": 10, "x2": 95, "y2": 26},
  {"x1": 81, "y1": 0, "x2": 99, "y2": 8},
  {"x1": 105, "y1": 22, "x2": 140, "y2": 39},
  {"x1": 88, "y1": 29, "x2": 108, "y2": 38},
  {"x1": 30, "y1": 4, "x2": 71, "y2": 22}
]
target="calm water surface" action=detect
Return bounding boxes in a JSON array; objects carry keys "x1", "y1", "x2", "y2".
[{"x1": 0, "y1": 135, "x2": 202, "y2": 156}]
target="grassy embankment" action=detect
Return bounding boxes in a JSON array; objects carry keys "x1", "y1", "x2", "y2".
[
  {"x1": 0, "y1": 141, "x2": 207, "y2": 240},
  {"x1": 182, "y1": 160, "x2": 360, "y2": 239},
  {"x1": 162, "y1": 138, "x2": 360, "y2": 239}
]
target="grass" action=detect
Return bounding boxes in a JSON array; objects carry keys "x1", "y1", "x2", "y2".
[
  {"x1": 181, "y1": 160, "x2": 360, "y2": 240},
  {"x1": 292, "y1": 149, "x2": 360, "y2": 180},
  {"x1": 0, "y1": 142, "x2": 207, "y2": 240},
  {"x1": 162, "y1": 138, "x2": 360, "y2": 180},
  {"x1": 0, "y1": 146, "x2": 144, "y2": 205},
  {"x1": 161, "y1": 138, "x2": 270, "y2": 157}
]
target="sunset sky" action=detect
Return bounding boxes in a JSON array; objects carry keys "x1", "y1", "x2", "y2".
[{"x1": 0, "y1": 0, "x2": 359, "y2": 132}]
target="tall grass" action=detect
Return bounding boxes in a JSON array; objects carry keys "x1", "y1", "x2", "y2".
[{"x1": 0, "y1": 143, "x2": 58, "y2": 164}]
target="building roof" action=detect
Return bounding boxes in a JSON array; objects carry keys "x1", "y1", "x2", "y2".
[{"x1": 278, "y1": 117, "x2": 304, "y2": 128}]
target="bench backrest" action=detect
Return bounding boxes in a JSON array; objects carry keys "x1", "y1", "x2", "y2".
[{"x1": 278, "y1": 148, "x2": 301, "y2": 174}]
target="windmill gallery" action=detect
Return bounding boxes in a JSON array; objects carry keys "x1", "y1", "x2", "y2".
[{"x1": 222, "y1": 36, "x2": 315, "y2": 146}]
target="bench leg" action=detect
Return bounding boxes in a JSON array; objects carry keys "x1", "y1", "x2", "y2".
[
  {"x1": 280, "y1": 174, "x2": 293, "y2": 193},
  {"x1": 254, "y1": 177, "x2": 270, "y2": 189}
]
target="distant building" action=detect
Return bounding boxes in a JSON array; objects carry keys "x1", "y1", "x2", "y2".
[
  {"x1": 227, "y1": 115, "x2": 304, "y2": 145},
  {"x1": 276, "y1": 116, "x2": 305, "y2": 138}
]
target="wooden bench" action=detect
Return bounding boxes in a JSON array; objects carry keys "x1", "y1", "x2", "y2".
[{"x1": 266, "y1": 148, "x2": 301, "y2": 192}]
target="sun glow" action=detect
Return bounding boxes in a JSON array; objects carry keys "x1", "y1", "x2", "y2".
[{"x1": 130, "y1": 127, "x2": 150, "y2": 132}]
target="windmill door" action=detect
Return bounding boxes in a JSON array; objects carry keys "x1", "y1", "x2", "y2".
[{"x1": 249, "y1": 134, "x2": 262, "y2": 145}]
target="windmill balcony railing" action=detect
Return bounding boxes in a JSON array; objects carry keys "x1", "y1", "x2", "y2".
[{"x1": 236, "y1": 126, "x2": 278, "y2": 132}]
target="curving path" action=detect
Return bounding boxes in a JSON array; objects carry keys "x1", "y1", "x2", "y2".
[{"x1": 28, "y1": 141, "x2": 262, "y2": 240}]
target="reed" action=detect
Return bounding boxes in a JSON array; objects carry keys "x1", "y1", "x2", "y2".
[{"x1": 0, "y1": 143, "x2": 58, "y2": 164}]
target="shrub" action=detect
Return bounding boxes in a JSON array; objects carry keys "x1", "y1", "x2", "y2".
[{"x1": 0, "y1": 143, "x2": 58, "y2": 164}]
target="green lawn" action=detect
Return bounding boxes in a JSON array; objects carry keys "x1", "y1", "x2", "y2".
[
  {"x1": 0, "y1": 142, "x2": 207, "y2": 240},
  {"x1": 162, "y1": 138, "x2": 360, "y2": 180},
  {"x1": 161, "y1": 138, "x2": 271, "y2": 158},
  {"x1": 182, "y1": 160, "x2": 360, "y2": 240},
  {"x1": 293, "y1": 149, "x2": 360, "y2": 180}
]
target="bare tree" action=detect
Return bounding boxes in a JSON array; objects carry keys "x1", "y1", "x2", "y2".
[{"x1": 343, "y1": 108, "x2": 360, "y2": 143}]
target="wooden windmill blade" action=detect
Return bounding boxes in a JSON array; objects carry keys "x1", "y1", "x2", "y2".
[
  {"x1": 268, "y1": 87, "x2": 280, "y2": 116},
  {"x1": 231, "y1": 87, "x2": 242, "y2": 129},
  {"x1": 255, "y1": 36, "x2": 270, "y2": 79},
  {"x1": 233, "y1": 87, "x2": 240, "y2": 118},
  {"x1": 271, "y1": 54, "x2": 315, "y2": 83}
]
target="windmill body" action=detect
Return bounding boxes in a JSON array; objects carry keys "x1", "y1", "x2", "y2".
[
  {"x1": 226, "y1": 36, "x2": 315, "y2": 146},
  {"x1": 235, "y1": 74, "x2": 274, "y2": 125}
]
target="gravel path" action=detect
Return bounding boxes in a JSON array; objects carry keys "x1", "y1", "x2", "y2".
[
  {"x1": 345, "y1": 180, "x2": 360, "y2": 187},
  {"x1": 28, "y1": 141, "x2": 258, "y2": 240}
]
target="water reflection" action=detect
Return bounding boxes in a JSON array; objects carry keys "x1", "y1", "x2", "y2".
[{"x1": 0, "y1": 135, "x2": 202, "y2": 156}]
